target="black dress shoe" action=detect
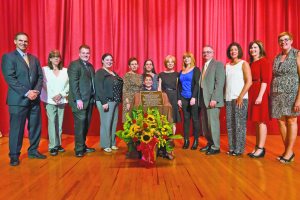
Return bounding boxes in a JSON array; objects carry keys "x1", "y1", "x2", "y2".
[
  {"x1": 28, "y1": 151, "x2": 47, "y2": 159},
  {"x1": 50, "y1": 148, "x2": 58, "y2": 156},
  {"x1": 247, "y1": 145, "x2": 258, "y2": 157},
  {"x1": 249, "y1": 147, "x2": 265, "y2": 158},
  {"x1": 247, "y1": 152, "x2": 254, "y2": 156},
  {"x1": 199, "y1": 145, "x2": 210, "y2": 152},
  {"x1": 57, "y1": 146, "x2": 65, "y2": 152},
  {"x1": 75, "y1": 151, "x2": 84, "y2": 157},
  {"x1": 85, "y1": 147, "x2": 96, "y2": 153},
  {"x1": 206, "y1": 149, "x2": 220, "y2": 155},
  {"x1": 182, "y1": 139, "x2": 190, "y2": 149},
  {"x1": 227, "y1": 150, "x2": 234, "y2": 155},
  {"x1": 10, "y1": 157, "x2": 20, "y2": 166},
  {"x1": 190, "y1": 139, "x2": 198, "y2": 150},
  {"x1": 279, "y1": 153, "x2": 295, "y2": 164}
]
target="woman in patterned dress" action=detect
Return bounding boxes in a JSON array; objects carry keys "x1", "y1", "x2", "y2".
[
  {"x1": 247, "y1": 41, "x2": 272, "y2": 158},
  {"x1": 271, "y1": 32, "x2": 300, "y2": 163},
  {"x1": 122, "y1": 57, "x2": 143, "y2": 123}
]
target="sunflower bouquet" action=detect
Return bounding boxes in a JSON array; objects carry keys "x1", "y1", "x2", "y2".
[{"x1": 116, "y1": 106, "x2": 182, "y2": 165}]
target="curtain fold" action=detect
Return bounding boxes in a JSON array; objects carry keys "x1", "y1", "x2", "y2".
[{"x1": 1, "y1": 0, "x2": 300, "y2": 136}]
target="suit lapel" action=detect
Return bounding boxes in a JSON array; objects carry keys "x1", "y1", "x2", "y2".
[
  {"x1": 14, "y1": 50, "x2": 30, "y2": 70},
  {"x1": 27, "y1": 54, "x2": 33, "y2": 68},
  {"x1": 203, "y1": 59, "x2": 214, "y2": 80},
  {"x1": 206, "y1": 59, "x2": 215, "y2": 76}
]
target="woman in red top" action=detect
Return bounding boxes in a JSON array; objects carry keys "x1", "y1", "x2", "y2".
[{"x1": 247, "y1": 40, "x2": 272, "y2": 158}]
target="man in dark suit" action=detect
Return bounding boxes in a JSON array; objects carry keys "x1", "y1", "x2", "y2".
[
  {"x1": 68, "y1": 45, "x2": 96, "y2": 157},
  {"x1": 1, "y1": 32, "x2": 46, "y2": 166},
  {"x1": 199, "y1": 45, "x2": 225, "y2": 155}
]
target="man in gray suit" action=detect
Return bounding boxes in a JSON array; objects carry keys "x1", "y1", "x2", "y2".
[
  {"x1": 199, "y1": 45, "x2": 225, "y2": 155},
  {"x1": 68, "y1": 45, "x2": 96, "y2": 157},
  {"x1": 2, "y1": 32, "x2": 46, "y2": 166}
]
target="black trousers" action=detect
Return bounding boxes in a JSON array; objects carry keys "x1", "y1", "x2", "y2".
[
  {"x1": 181, "y1": 97, "x2": 200, "y2": 140},
  {"x1": 8, "y1": 104, "x2": 42, "y2": 158},
  {"x1": 72, "y1": 99, "x2": 94, "y2": 152}
]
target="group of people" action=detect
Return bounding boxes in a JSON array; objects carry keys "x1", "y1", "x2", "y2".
[
  {"x1": 1, "y1": 31, "x2": 300, "y2": 167},
  {"x1": 196, "y1": 32, "x2": 300, "y2": 165}
]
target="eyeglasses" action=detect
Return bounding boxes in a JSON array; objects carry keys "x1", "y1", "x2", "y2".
[
  {"x1": 50, "y1": 56, "x2": 61, "y2": 58},
  {"x1": 279, "y1": 38, "x2": 290, "y2": 43},
  {"x1": 202, "y1": 51, "x2": 213, "y2": 54}
]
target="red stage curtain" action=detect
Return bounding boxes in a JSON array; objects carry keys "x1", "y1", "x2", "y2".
[{"x1": 1, "y1": 0, "x2": 300, "y2": 137}]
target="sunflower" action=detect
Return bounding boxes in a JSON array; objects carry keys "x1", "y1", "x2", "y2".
[
  {"x1": 129, "y1": 124, "x2": 142, "y2": 137},
  {"x1": 141, "y1": 131, "x2": 153, "y2": 144},
  {"x1": 161, "y1": 128, "x2": 168, "y2": 135},
  {"x1": 148, "y1": 122, "x2": 157, "y2": 129},
  {"x1": 146, "y1": 114, "x2": 156, "y2": 123},
  {"x1": 149, "y1": 128, "x2": 156, "y2": 136}
]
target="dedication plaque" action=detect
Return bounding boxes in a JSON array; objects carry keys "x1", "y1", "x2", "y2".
[{"x1": 140, "y1": 91, "x2": 163, "y2": 106}]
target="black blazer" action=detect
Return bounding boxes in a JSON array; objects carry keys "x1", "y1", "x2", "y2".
[
  {"x1": 67, "y1": 59, "x2": 95, "y2": 111},
  {"x1": 95, "y1": 68, "x2": 123, "y2": 104},
  {"x1": 1, "y1": 50, "x2": 43, "y2": 106},
  {"x1": 177, "y1": 66, "x2": 201, "y2": 100}
]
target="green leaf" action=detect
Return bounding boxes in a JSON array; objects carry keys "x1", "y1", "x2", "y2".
[
  {"x1": 166, "y1": 142, "x2": 174, "y2": 152},
  {"x1": 168, "y1": 134, "x2": 183, "y2": 139}
]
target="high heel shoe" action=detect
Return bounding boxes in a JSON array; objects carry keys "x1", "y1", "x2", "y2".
[
  {"x1": 190, "y1": 139, "x2": 198, "y2": 150},
  {"x1": 277, "y1": 153, "x2": 285, "y2": 160},
  {"x1": 279, "y1": 153, "x2": 295, "y2": 164},
  {"x1": 182, "y1": 139, "x2": 190, "y2": 149},
  {"x1": 247, "y1": 145, "x2": 258, "y2": 157},
  {"x1": 249, "y1": 147, "x2": 265, "y2": 158}
]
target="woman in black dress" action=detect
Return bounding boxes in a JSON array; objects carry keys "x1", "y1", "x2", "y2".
[{"x1": 158, "y1": 55, "x2": 181, "y2": 134}]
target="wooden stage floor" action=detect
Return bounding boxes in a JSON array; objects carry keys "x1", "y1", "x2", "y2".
[{"x1": 1, "y1": 134, "x2": 300, "y2": 200}]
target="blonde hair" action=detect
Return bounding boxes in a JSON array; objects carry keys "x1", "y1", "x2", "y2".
[{"x1": 164, "y1": 55, "x2": 176, "y2": 67}]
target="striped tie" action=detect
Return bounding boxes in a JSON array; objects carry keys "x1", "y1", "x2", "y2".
[
  {"x1": 201, "y1": 63, "x2": 208, "y2": 88},
  {"x1": 23, "y1": 54, "x2": 30, "y2": 67}
]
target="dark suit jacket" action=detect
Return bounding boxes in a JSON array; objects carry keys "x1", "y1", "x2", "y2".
[
  {"x1": 1, "y1": 50, "x2": 43, "y2": 106},
  {"x1": 199, "y1": 59, "x2": 225, "y2": 108},
  {"x1": 68, "y1": 59, "x2": 95, "y2": 111}
]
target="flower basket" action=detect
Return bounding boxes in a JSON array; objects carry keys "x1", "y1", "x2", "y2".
[{"x1": 116, "y1": 106, "x2": 182, "y2": 165}]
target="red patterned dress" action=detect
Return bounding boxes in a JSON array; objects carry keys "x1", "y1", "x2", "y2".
[{"x1": 248, "y1": 57, "x2": 272, "y2": 122}]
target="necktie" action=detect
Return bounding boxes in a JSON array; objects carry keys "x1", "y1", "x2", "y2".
[
  {"x1": 24, "y1": 54, "x2": 30, "y2": 67},
  {"x1": 201, "y1": 63, "x2": 208, "y2": 88},
  {"x1": 84, "y1": 62, "x2": 95, "y2": 94}
]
